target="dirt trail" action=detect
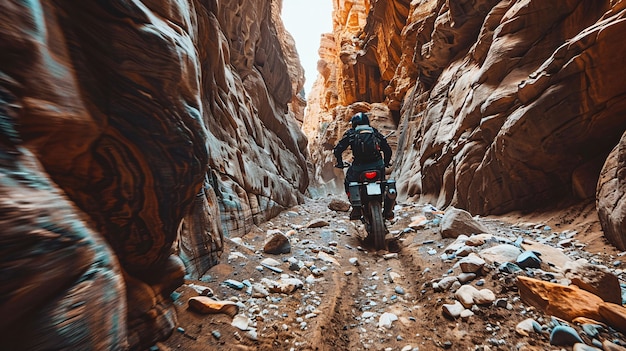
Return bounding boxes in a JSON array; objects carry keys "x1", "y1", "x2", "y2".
[{"x1": 161, "y1": 197, "x2": 625, "y2": 351}]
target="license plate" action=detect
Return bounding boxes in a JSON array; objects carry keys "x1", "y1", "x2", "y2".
[{"x1": 366, "y1": 182, "x2": 381, "y2": 195}]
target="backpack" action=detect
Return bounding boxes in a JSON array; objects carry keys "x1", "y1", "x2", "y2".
[{"x1": 351, "y1": 125, "x2": 382, "y2": 163}]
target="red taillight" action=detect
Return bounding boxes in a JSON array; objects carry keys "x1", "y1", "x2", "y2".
[{"x1": 364, "y1": 171, "x2": 378, "y2": 180}]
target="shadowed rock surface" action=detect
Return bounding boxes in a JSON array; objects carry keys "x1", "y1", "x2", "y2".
[
  {"x1": 304, "y1": 0, "x2": 626, "y2": 250},
  {"x1": 0, "y1": 0, "x2": 308, "y2": 349}
]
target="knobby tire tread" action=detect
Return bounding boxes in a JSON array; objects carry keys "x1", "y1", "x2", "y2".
[{"x1": 368, "y1": 201, "x2": 385, "y2": 250}]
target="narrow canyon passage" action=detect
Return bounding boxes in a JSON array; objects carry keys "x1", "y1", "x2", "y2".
[{"x1": 4, "y1": 1, "x2": 626, "y2": 350}]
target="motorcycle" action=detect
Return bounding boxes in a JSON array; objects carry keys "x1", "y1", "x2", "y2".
[{"x1": 339, "y1": 162, "x2": 397, "y2": 250}]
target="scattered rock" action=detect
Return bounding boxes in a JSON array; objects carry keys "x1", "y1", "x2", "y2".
[
  {"x1": 328, "y1": 199, "x2": 351, "y2": 212},
  {"x1": 457, "y1": 272, "x2": 476, "y2": 284},
  {"x1": 306, "y1": 219, "x2": 330, "y2": 228},
  {"x1": 261, "y1": 277, "x2": 304, "y2": 294},
  {"x1": 517, "y1": 276, "x2": 605, "y2": 322},
  {"x1": 389, "y1": 271, "x2": 402, "y2": 283},
  {"x1": 581, "y1": 323, "x2": 601, "y2": 339},
  {"x1": 186, "y1": 283, "x2": 213, "y2": 296},
  {"x1": 516, "y1": 251, "x2": 541, "y2": 269},
  {"x1": 460, "y1": 309, "x2": 474, "y2": 319},
  {"x1": 436, "y1": 276, "x2": 459, "y2": 291},
  {"x1": 223, "y1": 279, "x2": 245, "y2": 290},
  {"x1": 479, "y1": 244, "x2": 524, "y2": 265},
  {"x1": 188, "y1": 296, "x2": 239, "y2": 316},
  {"x1": 231, "y1": 314, "x2": 250, "y2": 330},
  {"x1": 603, "y1": 340, "x2": 626, "y2": 351},
  {"x1": 378, "y1": 312, "x2": 398, "y2": 328},
  {"x1": 260, "y1": 258, "x2": 282, "y2": 267},
  {"x1": 499, "y1": 262, "x2": 523, "y2": 274},
  {"x1": 455, "y1": 285, "x2": 478, "y2": 308},
  {"x1": 440, "y1": 207, "x2": 490, "y2": 239},
  {"x1": 521, "y1": 239, "x2": 573, "y2": 271},
  {"x1": 465, "y1": 234, "x2": 492, "y2": 246},
  {"x1": 442, "y1": 301, "x2": 464, "y2": 319},
  {"x1": 457, "y1": 253, "x2": 485, "y2": 274},
  {"x1": 515, "y1": 318, "x2": 540, "y2": 336},
  {"x1": 409, "y1": 216, "x2": 430, "y2": 229},
  {"x1": 564, "y1": 259, "x2": 623, "y2": 305},
  {"x1": 251, "y1": 283, "x2": 270, "y2": 298},
  {"x1": 474, "y1": 288, "x2": 496, "y2": 305},
  {"x1": 598, "y1": 302, "x2": 626, "y2": 334},
  {"x1": 264, "y1": 230, "x2": 291, "y2": 254},
  {"x1": 573, "y1": 343, "x2": 602, "y2": 351},
  {"x1": 317, "y1": 251, "x2": 340, "y2": 265},
  {"x1": 443, "y1": 235, "x2": 469, "y2": 253},
  {"x1": 550, "y1": 325, "x2": 583, "y2": 346}
]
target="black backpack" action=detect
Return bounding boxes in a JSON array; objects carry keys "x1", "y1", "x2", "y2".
[{"x1": 351, "y1": 125, "x2": 382, "y2": 163}]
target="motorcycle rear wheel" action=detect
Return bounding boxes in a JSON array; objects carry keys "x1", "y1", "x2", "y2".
[{"x1": 368, "y1": 201, "x2": 386, "y2": 250}]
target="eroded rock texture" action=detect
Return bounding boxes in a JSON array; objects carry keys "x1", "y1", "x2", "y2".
[
  {"x1": 1, "y1": 0, "x2": 307, "y2": 349},
  {"x1": 305, "y1": 0, "x2": 626, "y2": 247},
  {"x1": 597, "y1": 132, "x2": 626, "y2": 250}
]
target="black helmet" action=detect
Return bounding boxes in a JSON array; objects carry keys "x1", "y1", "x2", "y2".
[{"x1": 350, "y1": 112, "x2": 369, "y2": 128}]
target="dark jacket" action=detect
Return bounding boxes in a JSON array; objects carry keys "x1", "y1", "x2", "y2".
[{"x1": 333, "y1": 126, "x2": 392, "y2": 166}]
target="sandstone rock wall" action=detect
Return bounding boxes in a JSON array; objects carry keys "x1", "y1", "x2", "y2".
[
  {"x1": 0, "y1": 0, "x2": 307, "y2": 349},
  {"x1": 304, "y1": 0, "x2": 626, "y2": 248}
]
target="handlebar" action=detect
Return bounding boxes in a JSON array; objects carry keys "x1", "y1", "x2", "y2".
[{"x1": 336, "y1": 161, "x2": 393, "y2": 169}]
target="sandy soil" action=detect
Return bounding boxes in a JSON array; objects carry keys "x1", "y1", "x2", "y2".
[{"x1": 159, "y1": 197, "x2": 625, "y2": 351}]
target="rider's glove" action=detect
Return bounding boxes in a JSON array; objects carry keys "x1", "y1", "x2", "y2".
[{"x1": 335, "y1": 162, "x2": 343, "y2": 169}]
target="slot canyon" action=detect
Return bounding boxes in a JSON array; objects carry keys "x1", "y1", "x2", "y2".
[{"x1": 1, "y1": 0, "x2": 626, "y2": 350}]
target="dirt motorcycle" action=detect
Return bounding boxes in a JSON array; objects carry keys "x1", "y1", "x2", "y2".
[{"x1": 339, "y1": 162, "x2": 397, "y2": 250}]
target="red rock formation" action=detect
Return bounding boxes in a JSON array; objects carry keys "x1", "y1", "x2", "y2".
[
  {"x1": 597, "y1": 131, "x2": 626, "y2": 250},
  {"x1": 517, "y1": 276, "x2": 626, "y2": 333},
  {"x1": 304, "y1": 0, "x2": 626, "y2": 248},
  {"x1": 0, "y1": 0, "x2": 307, "y2": 349}
]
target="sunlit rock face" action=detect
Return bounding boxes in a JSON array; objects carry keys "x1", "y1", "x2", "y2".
[
  {"x1": 0, "y1": 0, "x2": 307, "y2": 349},
  {"x1": 304, "y1": 0, "x2": 400, "y2": 194},
  {"x1": 305, "y1": 0, "x2": 626, "y2": 246}
]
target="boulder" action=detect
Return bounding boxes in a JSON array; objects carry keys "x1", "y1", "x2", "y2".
[
  {"x1": 549, "y1": 325, "x2": 583, "y2": 346},
  {"x1": 328, "y1": 199, "x2": 351, "y2": 212},
  {"x1": 517, "y1": 276, "x2": 605, "y2": 322},
  {"x1": 564, "y1": 259, "x2": 622, "y2": 304},
  {"x1": 263, "y1": 230, "x2": 291, "y2": 254},
  {"x1": 521, "y1": 240, "x2": 573, "y2": 271},
  {"x1": 457, "y1": 253, "x2": 486, "y2": 274},
  {"x1": 442, "y1": 301, "x2": 465, "y2": 319},
  {"x1": 598, "y1": 302, "x2": 626, "y2": 334},
  {"x1": 188, "y1": 297, "x2": 239, "y2": 316},
  {"x1": 479, "y1": 244, "x2": 523, "y2": 265},
  {"x1": 516, "y1": 251, "x2": 542, "y2": 269},
  {"x1": 306, "y1": 219, "x2": 330, "y2": 228},
  {"x1": 440, "y1": 207, "x2": 490, "y2": 239}
]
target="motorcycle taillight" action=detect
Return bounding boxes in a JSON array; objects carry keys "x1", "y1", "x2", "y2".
[{"x1": 364, "y1": 171, "x2": 379, "y2": 180}]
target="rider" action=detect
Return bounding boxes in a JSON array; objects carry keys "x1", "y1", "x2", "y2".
[{"x1": 333, "y1": 112, "x2": 394, "y2": 220}]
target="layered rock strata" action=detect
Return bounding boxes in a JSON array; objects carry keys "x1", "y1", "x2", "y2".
[
  {"x1": 0, "y1": 0, "x2": 307, "y2": 349},
  {"x1": 304, "y1": 0, "x2": 626, "y2": 248}
]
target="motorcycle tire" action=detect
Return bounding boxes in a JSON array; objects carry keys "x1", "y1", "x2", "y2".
[{"x1": 368, "y1": 201, "x2": 386, "y2": 250}]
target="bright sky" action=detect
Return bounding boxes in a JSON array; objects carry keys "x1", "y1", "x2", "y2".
[{"x1": 281, "y1": 0, "x2": 333, "y2": 97}]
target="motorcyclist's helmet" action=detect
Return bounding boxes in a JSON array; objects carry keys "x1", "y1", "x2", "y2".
[{"x1": 350, "y1": 112, "x2": 370, "y2": 128}]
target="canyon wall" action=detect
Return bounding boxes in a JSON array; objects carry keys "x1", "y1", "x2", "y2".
[
  {"x1": 304, "y1": 0, "x2": 626, "y2": 250},
  {"x1": 0, "y1": 0, "x2": 307, "y2": 349}
]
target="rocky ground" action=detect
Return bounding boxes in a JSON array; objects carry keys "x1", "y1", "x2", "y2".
[{"x1": 159, "y1": 197, "x2": 626, "y2": 351}]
